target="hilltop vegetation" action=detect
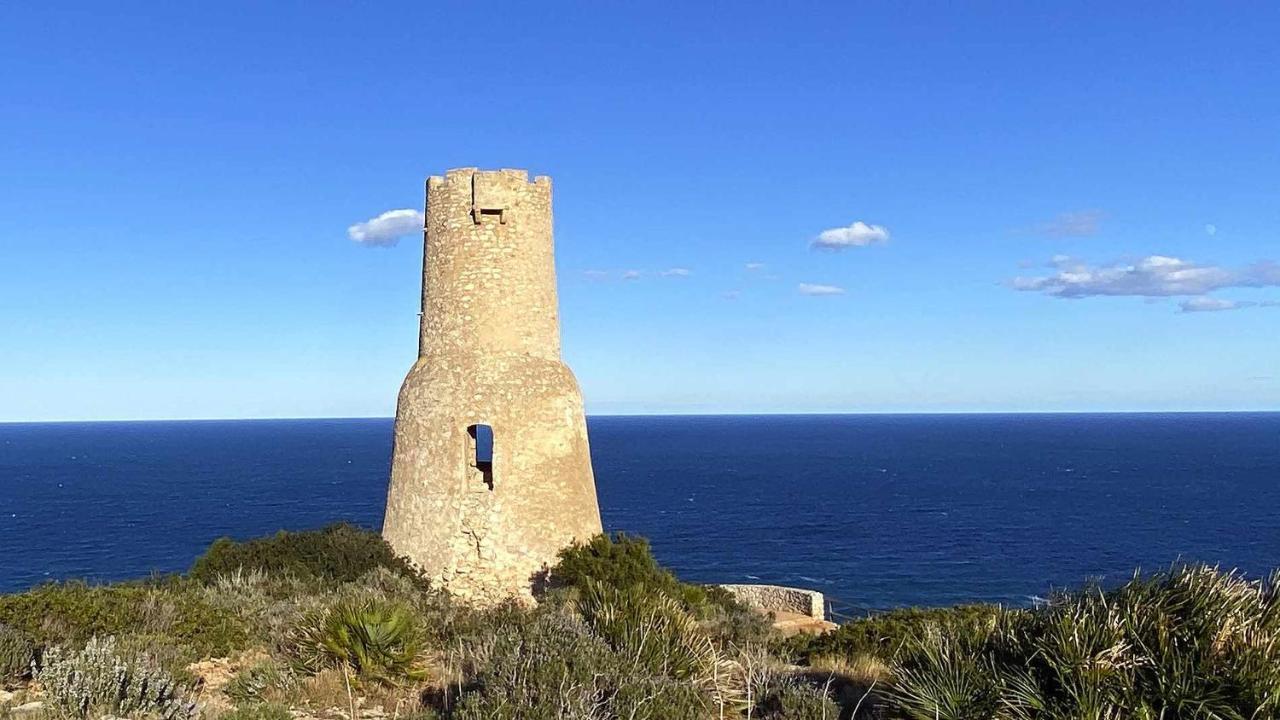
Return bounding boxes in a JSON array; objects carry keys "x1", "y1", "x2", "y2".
[{"x1": 1, "y1": 525, "x2": 1278, "y2": 719}]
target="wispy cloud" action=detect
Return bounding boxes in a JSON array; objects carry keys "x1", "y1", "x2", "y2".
[
  {"x1": 1179, "y1": 297, "x2": 1253, "y2": 313},
  {"x1": 1205, "y1": 224, "x2": 1218, "y2": 237},
  {"x1": 1181, "y1": 298, "x2": 1280, "y2": 313},
  {"x1": 660, "y1": 267, "x2": 692, "y2": 277},
  {"x1": 722, "y1": 290, "x2": 742, "y2": 301},
  {"x1": 582, "y1": 270, "x2": 610, "y2": 280},
  {"x1": 811, "y1": 221, "x2": 890, "y2": 251},
  {"x1": 347, "y1": 209, "x2": 423, "y2": 247},
  {"x1": 622, "y1": 270, "x2": 642, "y2": 281},
  {"x1": 798, "y1": 283, "x2": 846, "y2": 296},
  {"x1": 1012, "y1": 256, "x2": 1280, "y2": 299},
  {"x1": 745, "y1": 262, "x2": 767, "y2": 271},
  {"x1": 1035, "y1": 210, "x2": 1107, "y2": 238}
]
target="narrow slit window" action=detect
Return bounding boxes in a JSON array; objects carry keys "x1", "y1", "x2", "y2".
[{"x1": 467, "y1": 424, "x2": 494, "y2": 489}]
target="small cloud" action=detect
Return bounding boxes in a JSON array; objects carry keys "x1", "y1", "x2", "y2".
[
  {"x1": 811, "y1": 221, "x2": 890, "y2": 251},
  {"x1": 1205, "y1": 223, "x2": 1218, "y2": 237},
  {"x1": 347, "y1": 208, "x2": 424, "y2": 247},
  {"x1": 1011, "y1": 255, "x2": 1280, "y2": 299},
  {"x1": 722, "y1": 290, "x2": 742, "y2": 301},
  {"x1": 798, "y1": 283, "x2": 846, "y2": 296},
  {"x1": 745, "y1": 262, "x2": 767, "y2": 271},
  {"x1": 1179, "y1": 297, "x2": 1254, "y2": 313},
  {"x1": 1036, "y1": 210, "x2": 1107, "y2": 238},
  {"x1": 660, "y1": 267, "x2": 691, "y2": 277},
  {"x1": 583, "y1": 270, "x2": 610, "y2": 280},
  {"x1": 622, "y1": 270, "x2": 642, "y2": 281}
]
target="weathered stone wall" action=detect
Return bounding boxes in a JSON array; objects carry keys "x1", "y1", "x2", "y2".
[
  {"x1": 383, "y1": 168, "x2": 603, "y2": 605},
  {"x1": 718, "y1": 584, "x2": 826, "y2": 619}
]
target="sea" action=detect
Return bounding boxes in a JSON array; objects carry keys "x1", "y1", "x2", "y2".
[{"x1": 1, "y1": 414, "x2": 1277, "y2": 615}]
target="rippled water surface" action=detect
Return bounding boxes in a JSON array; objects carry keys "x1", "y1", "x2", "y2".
[{"x1": 2, "y1": 414, "x2": 1278, "y2": 612}]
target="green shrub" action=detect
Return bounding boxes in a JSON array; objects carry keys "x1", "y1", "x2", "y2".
[
  {"x1": 190, "y1": 523, "x2": 425, "y2": 588},
  {"x1": 888, "y1": 619, "x2": 1001, "y2": 720},
  {"x1": 577, "y1": 580, "x2": 722, "y2": 687},
  {"x1": 876, "y1": 565, "x2": 1280, "y2": 720},
  {"x1": 553, "y1": 533, "x2": 711, "y2": 608},
  {"x1": 449, "y1": 604, "x2": 715, "y2": 720},
  {"x1": 553, "y1": 532, "x2": 770, "y2": 648},
  {"x1": 37, "y1": 636, "x2": 197, "y2": 720},
  {"x1": 0, "y1": 580, "x2": 250, "y2": 658},
  {"x1": 609, "y1": 675, "x2": 713, "y2": 720},
  {"x1": 224, "y1": 659, "x2": 296, "y2": 704},
  {"x1": 286, "y1": 597, "x2": 424, "y2": 684},
  {"x1": 751, "y1": 674, "x2": 842, "y2": 720},
  {"x1": 451, "y1": 610, "x2": 616, "y2": 720},
  {"x1": 996, "y1": 566, "x2": 1280, "y2": 719},
  {"x1": 0, "y1": 624, "x2": 35, "y2": 686},
  {"x1": 788, "y1": 604, "x2": 998, "y2": 664}
]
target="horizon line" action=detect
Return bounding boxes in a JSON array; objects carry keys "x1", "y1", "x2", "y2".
[{"x1": 2, "y1": 408, "x2": 1279, "y2": 425}]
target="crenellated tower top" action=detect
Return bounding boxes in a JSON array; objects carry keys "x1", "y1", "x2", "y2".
[{"x1": 419, "y1": 168, "x2": 560, "y2": 361}]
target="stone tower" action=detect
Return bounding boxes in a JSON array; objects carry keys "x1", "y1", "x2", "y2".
[{"x1": 382, "y1": 167, "x2": 603, "y2": 604}]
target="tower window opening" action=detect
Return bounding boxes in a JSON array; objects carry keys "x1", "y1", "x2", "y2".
[{"x1": 467, "y1": 424, "x2": 494, "y2": 489}]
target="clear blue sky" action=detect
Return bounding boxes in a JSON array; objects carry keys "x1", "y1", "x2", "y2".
[{"x1": 2, "y1": 2, "x2": 1277, "y2": 421}]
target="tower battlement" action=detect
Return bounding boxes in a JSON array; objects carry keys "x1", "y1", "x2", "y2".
[
  {"x1": 418, "y1": 167, "x2": 562, "y2": 361},
  {"x1": 427, "y1": 167, "x2": 551, "y2": 188},
  {"x1": 383, "y1": 167, "x2": 602, "y2": 605}
]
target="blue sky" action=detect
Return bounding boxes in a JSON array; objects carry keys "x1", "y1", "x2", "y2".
[{"x1": 1, "y1": 2, "x2": 1277, "y2": 421}]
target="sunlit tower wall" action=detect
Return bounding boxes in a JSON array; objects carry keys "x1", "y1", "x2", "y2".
[{"x1": 382, "y1": 168, "x2": 603, "y2": 604}]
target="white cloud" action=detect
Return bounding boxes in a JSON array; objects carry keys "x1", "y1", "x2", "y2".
[
  {"x1": 722, "y1": 290, "x2": 742, "y2": 301},
  {"x1": 347, "y1": 208, "x2": 424, "y2": 247},
  {"x1": 811, "y1": 221, "x2": 890, "y2": 251},
  {"x1": 1036, "y1": 210, "x2": 1107, "y2": 238},
  {"x1": 1011, "y1": 255, "x2": 1280, "y2": 299},
  {"x1": 1205, "y1": 224, "x2": 1217, "y2": 237},
  {"x1": 798, "y1": 283, "x2": 846, "y2": 296},
  {"x1": 745, "y1": 262, "x2": 767, "y2": 271},
  {"x1": 660, "y1": 267, "x2": 691, "y2": 277},
  {"x1": 583, "y1": 270, "x2": 610, "y2": 280},
  {"x1": 622, "y1": 270, "x2": 642, "y2": 281}
]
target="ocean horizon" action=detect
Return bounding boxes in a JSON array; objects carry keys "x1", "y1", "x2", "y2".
[{"x1": 3, "y1": 412, "x2": 1277, "y2": 615}]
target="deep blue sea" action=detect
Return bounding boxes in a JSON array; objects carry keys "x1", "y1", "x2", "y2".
[{"x1": 2, "y1": 414, "x2": 1278, "y2": 614}]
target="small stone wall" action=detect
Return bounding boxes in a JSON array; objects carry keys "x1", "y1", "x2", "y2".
[{"x1": 718, "y1": 583, "x2": 826, "y2": 619}]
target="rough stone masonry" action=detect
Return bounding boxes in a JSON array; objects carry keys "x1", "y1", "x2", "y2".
[{"x1": 382, "y1": 168, "x2": 603, "y2": 605}]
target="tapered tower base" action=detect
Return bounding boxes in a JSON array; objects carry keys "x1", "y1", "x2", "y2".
[{"x1": 382, "y1": 168, "x2": 602, "y2": 604}]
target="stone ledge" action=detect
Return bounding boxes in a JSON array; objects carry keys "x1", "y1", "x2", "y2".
[{"x1": 718, "y1": 583, "x2": 826, "y2": 620}]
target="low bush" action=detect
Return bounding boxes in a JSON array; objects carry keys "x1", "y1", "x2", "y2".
[
  {"x1": 37, "y1": 636, "x2": 198, "y2": 720},
  {"x1": 224, "y1": 658, "x2": 297, "y2": 705},
  {"x1": 0, "y1": 580, "x2": 250, "y2": 658},
  {"x1": 0, "y1": 624, "x2": 35, "y2": 686},
  {"x1": 553, "y1": 533, "x2": 712, "y2": 608},
  {"x1": 189, "y1": 523, "x2": 426, "y2": 588},
  {"x1": 577, "y1": 580, "x2": 723, "y2": 688},
  {"x1": 750, "y1": 674, "x2": 842, "y2": 720},
  {"x1": 286, "y1": 597, "x2": 425, "y2": 684},
  {"x1": 450, "y1": 605, "x2": 715, "y2": 720},
  {"x1": 553, "y1": 533, "x2": 771, "y2": 648},
  {"x1": 884, "y1": 565, "x2": 1280, "y2": 720},
  {"x1": 787, "y1": 604, "x2": 998, "y2": 664}
]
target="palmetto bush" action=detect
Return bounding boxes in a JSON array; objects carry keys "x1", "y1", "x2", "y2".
[
  {"x1": 287, "y1": 597, "x2": 425, "y2": 684},
  {"x1": 888, "y1": 617, "x2": 1002, "y2": 720},
  {"x1": 884, "y1": 565, "x2": 1280, "y2": 720}
]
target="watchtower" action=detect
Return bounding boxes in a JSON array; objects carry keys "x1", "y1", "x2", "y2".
[{"x1": 382, "y1": 168, "x2": 603, "y2": 604}]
